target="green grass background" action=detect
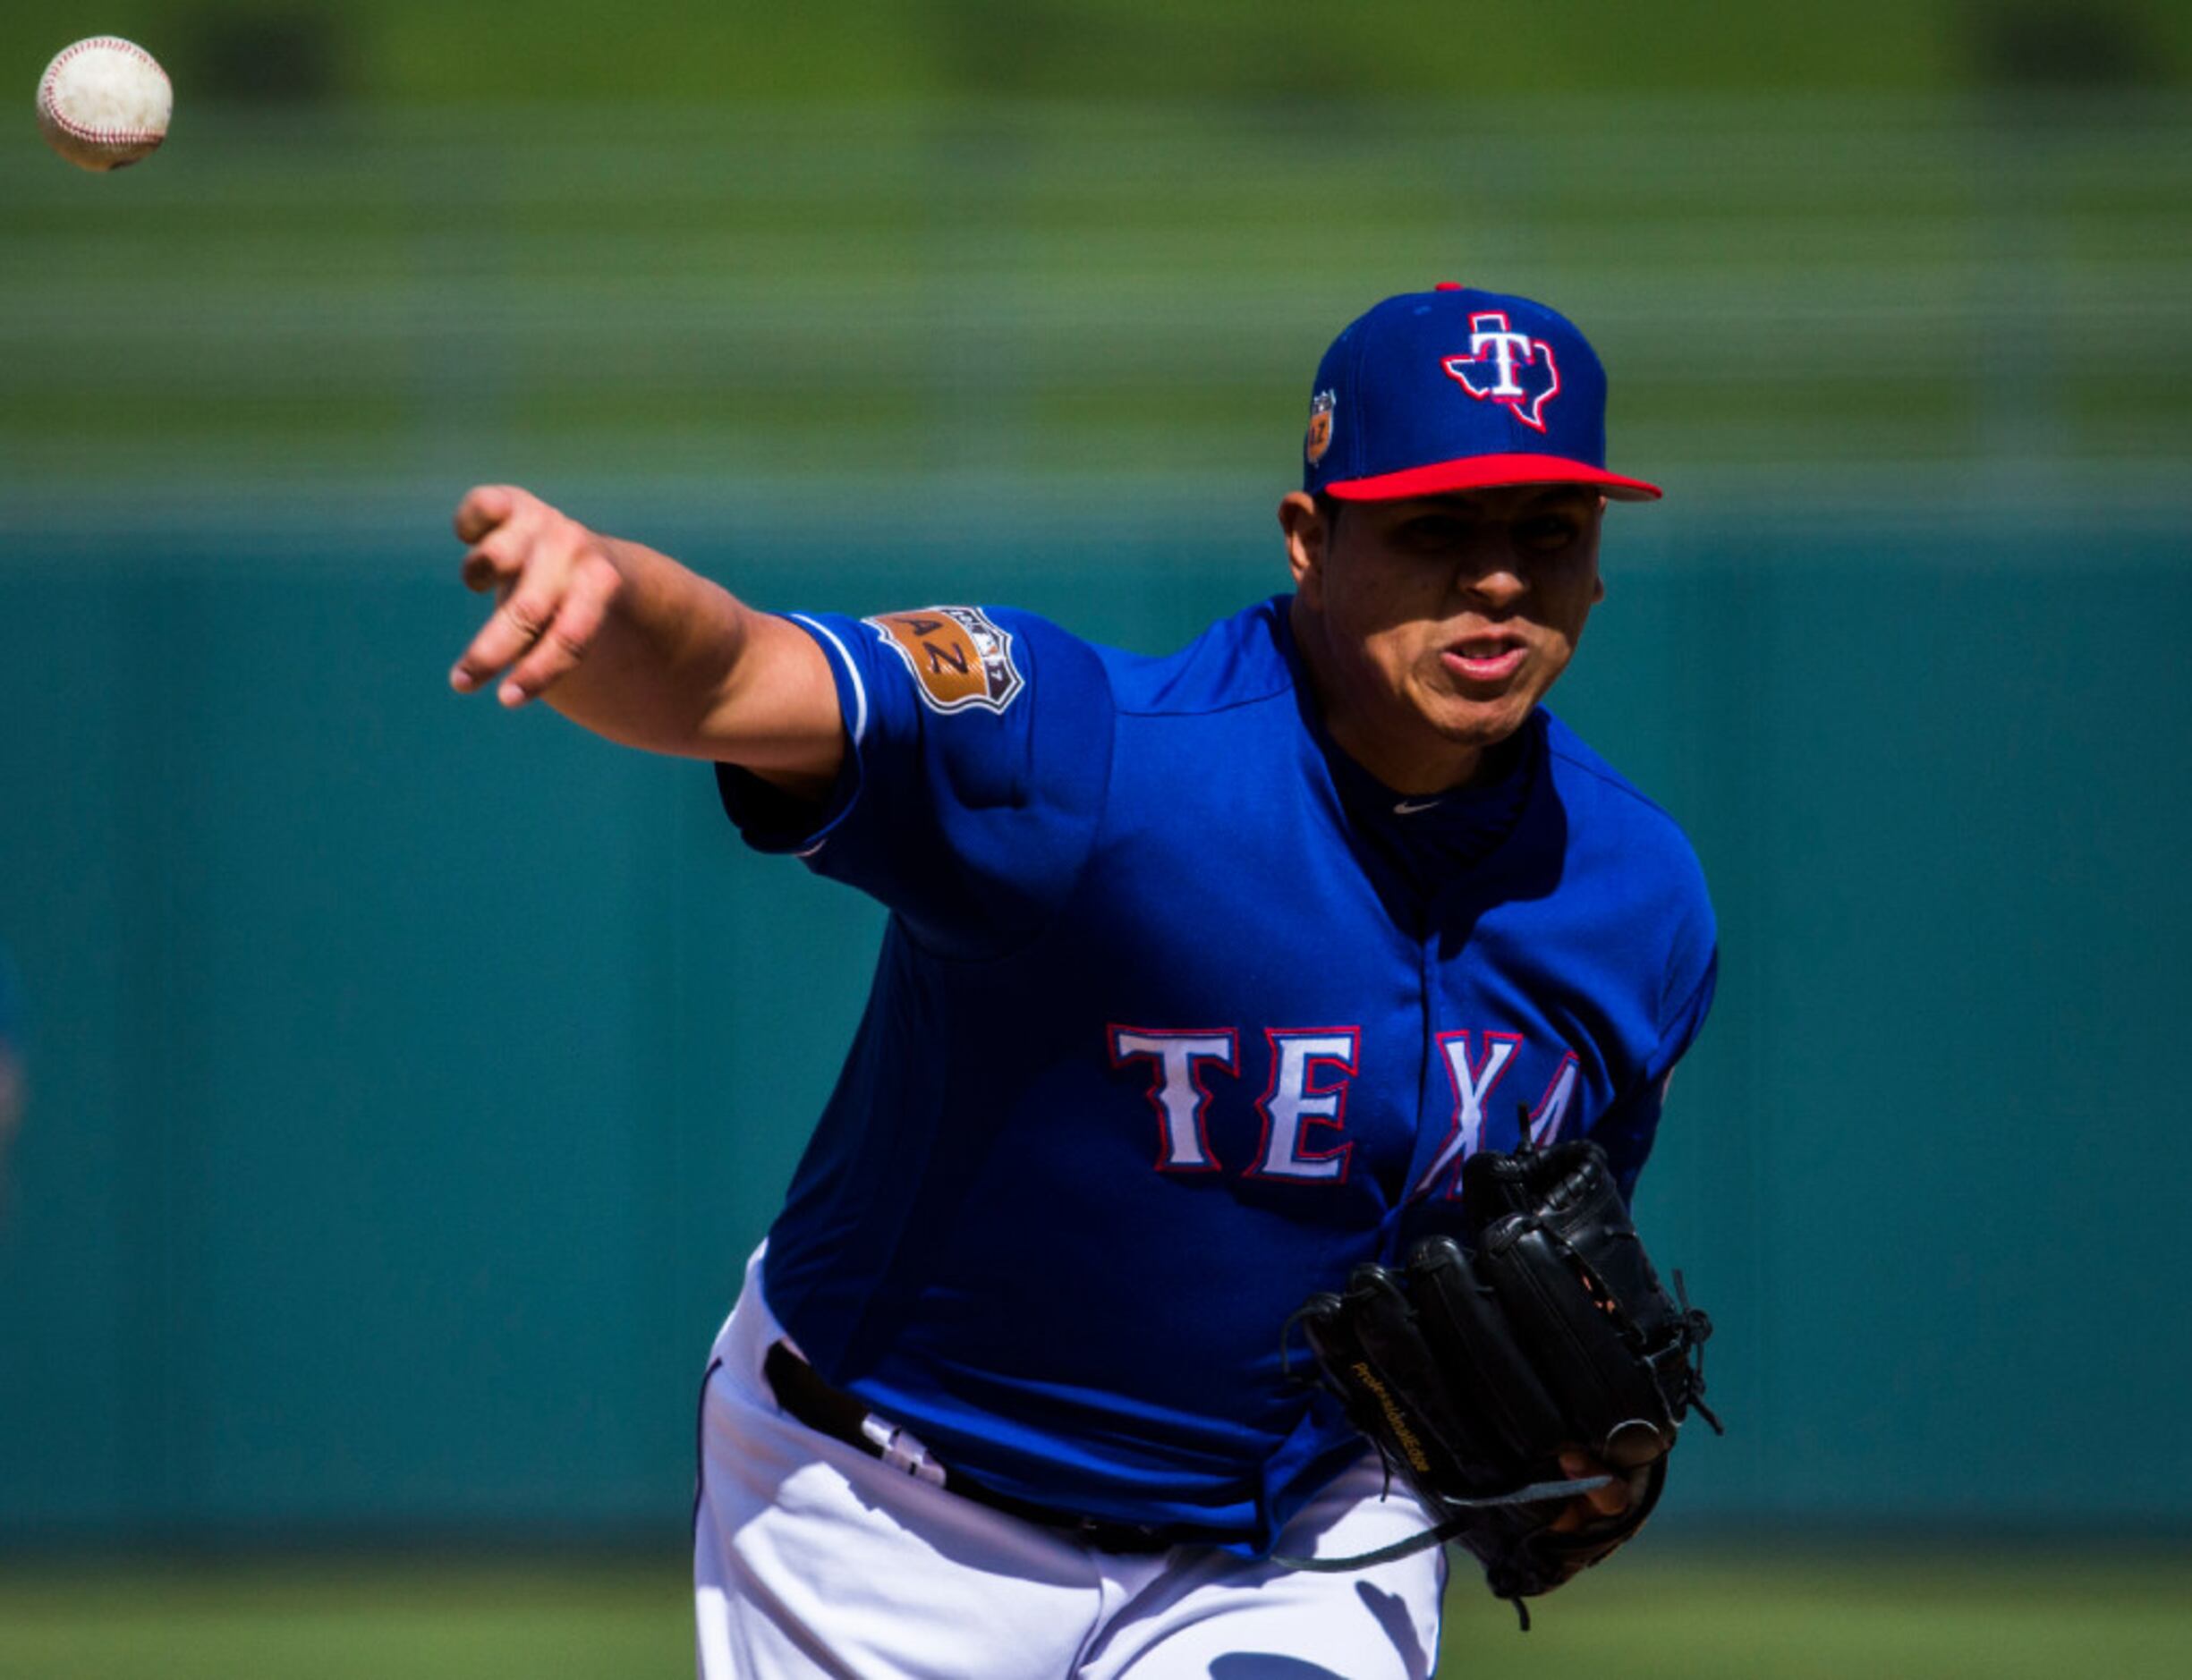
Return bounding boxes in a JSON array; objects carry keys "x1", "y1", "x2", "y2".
[
  {"x1": 6, "y1": 96, "x2": 2188, "y2": 498},
  {"x1": 2, "y1": 1551, "x2": 2186, "y2": 1679},
  {"x1": 8, "y1": 3, "x2": 2188, "y2": 498},
  {"x1": 16, "y1": 0, "x2": 2189, "y2": 106}
]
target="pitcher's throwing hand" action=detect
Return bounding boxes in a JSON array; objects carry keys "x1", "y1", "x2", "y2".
[{"x1": 449, "y1": 486, "x2": 624, "y2": 708}]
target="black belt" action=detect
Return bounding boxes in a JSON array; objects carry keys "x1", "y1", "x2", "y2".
[{"x1": 761, "y1": 1342, "x2": 1211, "y2": 1556}]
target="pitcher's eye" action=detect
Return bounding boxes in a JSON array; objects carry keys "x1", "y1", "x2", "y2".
[
  {"x1": 1517, "y1": 515, "x2": 1580, "y2": 552},
  {"x1": 1395, "y1": 516, "x2": 1470, "y2": 550}
]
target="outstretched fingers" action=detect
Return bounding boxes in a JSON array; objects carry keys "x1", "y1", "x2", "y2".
[
  {"x1": 496, "y1": 552, "x2": 621, "y2": 706},
  {"x1": 448, "y1": 486, "x2": 619, "y2": 704},
  {"x1": 457, "y1": 515, "x2": 537, "y2": 598},
  {"x1": 453, "y1": 483, "x2": 519, "y2": 545},
  {"x1": 453, "y1": 589, "x2": 551, "y2": 699}
]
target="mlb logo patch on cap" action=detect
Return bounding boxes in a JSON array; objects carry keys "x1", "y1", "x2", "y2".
[
  {"x1": 1303, "y1": 284, "x2": 1661, "y2": 503},
  {"x1": 1304, "y1": 389, "x2": 1337, "y2": 465}
]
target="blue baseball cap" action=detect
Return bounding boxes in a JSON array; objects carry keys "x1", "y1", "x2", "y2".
[{"x1": 1302, "y1": 284, "x2": 1661, "y2": 503}]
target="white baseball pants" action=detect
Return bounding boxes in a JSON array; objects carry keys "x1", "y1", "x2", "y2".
[{"x1": 692, "y1": 1248, "x2": 1448, "y2": 1680}]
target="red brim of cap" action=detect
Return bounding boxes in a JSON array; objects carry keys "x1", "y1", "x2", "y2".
[{"x1": 1324, "y1": 454, "x2": 1662, "y2": 503}]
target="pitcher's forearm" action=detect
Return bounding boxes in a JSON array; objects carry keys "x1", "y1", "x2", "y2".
[{"x1": 449, "y1": 486, "x2": 845, "y2": 785}]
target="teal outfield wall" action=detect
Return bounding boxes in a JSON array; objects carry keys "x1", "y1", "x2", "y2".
[{"x1": 2, "y1": 495, "x2": 2187, "y2": 1543}]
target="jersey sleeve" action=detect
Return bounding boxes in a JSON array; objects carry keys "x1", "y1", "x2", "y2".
[
  {"x1": 1588, "y1": 887, "x2": 1719, "y2": 1200},
  {"x1": 715, "y1": 606, "x2": 1114, "y2": 961}
]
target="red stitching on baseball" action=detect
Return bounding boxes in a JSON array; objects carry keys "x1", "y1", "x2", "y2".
[
  {"x1": 42, "y1": 111, "x2": 165, "y2": 147},
  {"x1": 38, "y1": 38, "x2": 170, "y2": 151}
]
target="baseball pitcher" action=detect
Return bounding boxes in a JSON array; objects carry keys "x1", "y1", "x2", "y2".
[{"x1": 450, "y1": 285, "x2": 1719, "y2": 1677}]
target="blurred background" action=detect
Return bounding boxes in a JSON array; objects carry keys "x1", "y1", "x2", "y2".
[{"x1": 2, "y1": 2, "x2": 2188, "y2": 1676}]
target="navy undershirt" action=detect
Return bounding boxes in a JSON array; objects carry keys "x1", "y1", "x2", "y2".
[{"x1": 1320, "y1": 719, "x2": 1541, "y2": 904}]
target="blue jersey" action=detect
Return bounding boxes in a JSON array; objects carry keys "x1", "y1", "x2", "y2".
[{"x1": 717, "y1": 596, "x2": 1716, "y2": 1553}]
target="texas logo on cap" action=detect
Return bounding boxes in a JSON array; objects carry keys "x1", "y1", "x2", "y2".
[
  {"x1": 1302, "y1": 284, "x2": 1660, "y2": 503},
  {"x1": 1441, "y1": 311, "x2": 1560, "y2": 434}
]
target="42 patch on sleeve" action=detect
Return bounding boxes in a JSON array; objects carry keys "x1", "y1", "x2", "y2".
[{"x1": 865, "y1": 607, "x2": 1025, "y2": 715}]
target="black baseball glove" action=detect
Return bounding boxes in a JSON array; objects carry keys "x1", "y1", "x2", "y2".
[{"x1": 1280, "y1": 1134, "x2": 1719, "y2": 1625}]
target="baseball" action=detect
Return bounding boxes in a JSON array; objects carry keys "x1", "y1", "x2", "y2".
[{"x1": 36, "y1": 37, "x2": 171, "y2": 173}]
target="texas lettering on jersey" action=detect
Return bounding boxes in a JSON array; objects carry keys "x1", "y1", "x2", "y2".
[{"x1": 1109, "y1": 1023, "x2": 1579, "y2": 1199}]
